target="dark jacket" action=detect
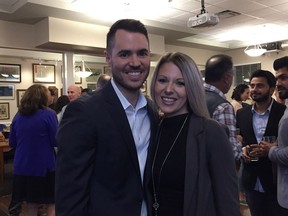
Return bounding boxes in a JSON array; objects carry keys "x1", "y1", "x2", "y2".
[
  {"x1": 183, "y1": 115, "x2": 240, "y2": 216},
  {"x1": 55, "y1": 81, "x2": 159, "y2": 216},
  {"x1": 236, "y1": 100, "x2": 286, "y2": 193}
]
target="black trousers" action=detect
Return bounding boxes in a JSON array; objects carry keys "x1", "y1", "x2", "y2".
[{"x1": 245, "y1": 189, "x2": 284, "y2": 216}]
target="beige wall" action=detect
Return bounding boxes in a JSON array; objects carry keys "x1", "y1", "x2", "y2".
[{"x1": 1, "y1": 18, "x2": 288, "y2": 123}]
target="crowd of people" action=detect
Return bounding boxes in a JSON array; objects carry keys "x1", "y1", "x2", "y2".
[{"x1": 7, "y1": 18, "x2": 288, "y2": 216}]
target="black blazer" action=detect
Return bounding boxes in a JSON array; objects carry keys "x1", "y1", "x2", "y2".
[
  {"x1": 55, "y1": 81, "x2": 159, "y2": 216},
  {"x1": 236, "y1": 100, "x2": 286, "y2": 193}
]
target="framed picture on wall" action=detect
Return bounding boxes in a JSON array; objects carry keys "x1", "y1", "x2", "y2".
[
  {"x1": 0, "y1": 84, "x2": 15, "y2": 100},
  {"x1": 16, "y1": 89, "x2": 26, "y2": 107},
  {"x1": 0, "y1": 102, "x2": 9, "y2": 120},
  {"x1": 0, "y1": 63, "x2": 21, "y2": 83},
  {"x1": 33, "y1": 64, "x2": 56, "y2": 83},
  {"x1": 104, "y1": 66, "x2": 111, "y2": 75}
]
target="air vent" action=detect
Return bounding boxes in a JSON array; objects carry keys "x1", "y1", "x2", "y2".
[{"x1": 216, "y1": 10, "x2": 241, "y2": 19}]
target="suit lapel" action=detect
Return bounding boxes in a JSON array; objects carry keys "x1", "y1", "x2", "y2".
[{"x1": 103, "y1": 82, "x2": 141, "y2": 178}]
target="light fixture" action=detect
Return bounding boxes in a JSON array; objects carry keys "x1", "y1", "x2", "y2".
[
  {"x1": 75, "y1": 60, "x2": 92, "y2": 78},
  {"x1": 12, "y1": 74, "x2": 19, "y2": 78},
  {"x1": 1, "y1": 74, "x2": 9, "y2": 78},
  {"x1": 244, "y1": 44, "x2": 267, "y2": 57}
]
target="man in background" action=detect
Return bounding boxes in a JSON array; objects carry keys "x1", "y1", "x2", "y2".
[
  {"x1": 261, "y1": 56, "x2": 288, "y2": 215},
  {"x1": 57, "y1": 85, "x2": 81, "y2": 122},
  {"x1": 204, "y1": 54, "x2": 242, "y2": 160},
  {"x1": 96, "y1": 74, "x2": 111, "y2": 91},
  {"x1": 237, "y1": 70, "x2": 286, "y2": 216}
]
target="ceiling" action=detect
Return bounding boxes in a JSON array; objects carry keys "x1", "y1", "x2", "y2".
[{"x1": 0, "y1": 0, "x2": 288, "y2": 54}]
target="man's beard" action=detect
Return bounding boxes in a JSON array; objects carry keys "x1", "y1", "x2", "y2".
[
  {"x1": 251, "y1": 91, "x2": 270, "y2": 102},
  {"x1": 278, "y1": 87, "x2": 288, "y2": 99}
]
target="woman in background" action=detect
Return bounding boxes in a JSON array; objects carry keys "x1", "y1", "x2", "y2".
[
  {"x1": 231, "y1": 84, "x2": 250, "y2": 113},
  {"x1": 150, "y1": 52, "x2": 240, "y2": 216},
  {"x1": 54, "y1": 95, "x2": 70, "y2": 122},
  {"x1": 9, "y1": 84, "x2": 58, "y2": 216},
  {"x1": 230, "y1": 83, "x2": 250, "y2": 203}
]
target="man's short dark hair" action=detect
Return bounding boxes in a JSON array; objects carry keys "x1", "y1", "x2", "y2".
[
  {"x1": 106, "y1": 19, "x2": 149, "y2": 54},
  {"x1": 273, "y1": 56, "x2": 288, "y2": 71},
  {"x1": 250, "y1": 69, "x2": 276, "y2": 88},
  {"x1": 204, "y1": 54, "x2": 233, "y2": 82}
]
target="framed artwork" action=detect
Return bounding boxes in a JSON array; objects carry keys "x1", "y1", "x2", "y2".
[
  {"x1": 104, "y1": 66, "x2": 111, "y2": 75},
  {"x1": 0, "y1": 63, "x2": 21, "y2": 83},
  {"x1": 74, "y1": 66, "x2": 82, "y2": 84},
  {"x1": 0, "y1": 103, "x2": 9, "y2": 120},
  {"x1": 33, "y1": 63, "x2": 56, "y2": 83},
  {"x1": 0, "y1": 84, "x2": 15, "y2": 100},
  {"x1": 87, "y1": 83, "x2": 96, "y2": 91},
  {"x1": 86, "y1": 68, "x2": 102, "y2": 82},
  {"x1": 16, "y1": 89, "x2": 26, "y2": 107}
]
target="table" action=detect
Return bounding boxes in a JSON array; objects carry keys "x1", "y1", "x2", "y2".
[{"x1": 0, "y1": 140, "x2": 11, "y2": 186}]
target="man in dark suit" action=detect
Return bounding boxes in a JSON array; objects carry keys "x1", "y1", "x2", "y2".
[
  {"x1": 55, "y1": 19, "x2": 158, "y2": 216},
  {"x1": 237, "y1": 69, "x2": 286, "y2": 216}
]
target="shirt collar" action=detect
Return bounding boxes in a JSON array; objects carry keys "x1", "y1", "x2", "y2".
[
  {"x1": 251, "y1": 98, "x2": 274, "y2": 114},
  {"x1": 204, "y1": 83, "x2": 226, "y2": 99},
  {"x1": 111, "y1": 78, "x2": 147, "y2": 110}
]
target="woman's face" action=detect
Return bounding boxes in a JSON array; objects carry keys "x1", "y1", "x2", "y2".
[
  {"x1": 154, "y1": 62, "x2": 188, "y2": 117},
  {"x1": 241, "y1": 88, "x2": 250, "y2": 101}
]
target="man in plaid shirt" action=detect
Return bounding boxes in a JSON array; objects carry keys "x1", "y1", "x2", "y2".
[{"x1": 204, "y1": 54, "x2": 242, "y2": 160}]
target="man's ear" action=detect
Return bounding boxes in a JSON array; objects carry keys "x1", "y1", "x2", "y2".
[
  {"x1": 223, "y1": 72, "x2": 232, "y2": 84},
  {"x1": 269, "y1": 86, "x2": 276, "y2": 96},
  {"x1": 104, "y1": 50, "x2": 111, "y2": 65}
]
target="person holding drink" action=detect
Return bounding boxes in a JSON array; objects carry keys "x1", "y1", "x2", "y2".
[{"x1": 236, "y1": 69, "x2": 286, "y2": 216}]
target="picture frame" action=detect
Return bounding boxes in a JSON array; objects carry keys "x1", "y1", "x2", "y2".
[
  {"x1": 74, "y1": 66, "x2": 82, "y2": 84},
  {"x1": 0, "y1": 84, "x2": 15, "y2": 100},
  {"x1": 32, "y1": 63, "x2": 56, "y2": 83},
  {"x1": 0, "y1": 102, "x2": 9, "y2": 120},
  {"x1": 86, "y1": 68, "x2": 102, "y2": 82},
  {"x1": 0, "y1": 63, "x2": 21, "y2": 83},
  {"x1": 104, "y1": 66, "x2": 111, "y2": 75},
  {"x1": 16, "y1": 89, "x2": 26, "y2": 107}
]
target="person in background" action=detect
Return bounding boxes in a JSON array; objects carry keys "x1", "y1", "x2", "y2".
[
  {"x1": 231, "y1": 83, "x2": 250, "y2": 113},
  {"x1": 96, "y1": 74, "x2": 111, "y2": 91},
  {"x1": 54, "y1": 95, "x2": 70, "y2": 123},
  {"x1": 55, "y1": 19, "x2": 159, "y2": 216},
  {"x1": 9, "y1": 84, "x2": 58, "y2": 216},
  {"x1": 261, "y1": 56, "x2": 288, "y2": 215},
  {"x1": 150, "y1": 52, "x2": 240, "y2": 216},
  {"x1": 67, "y1": 85, "x2": 81, "y2": 102},
  {"x1": 81, "y1": 88, "x2": 92, "y2": 96},
  {"x1": 204, "y1": 54, "x2": 242, "y2": 161},
  {"x1": 57, "y1": 85, "x2": 81, "y2": 123},
  {"x1": 237, "y1": 70, "x2": 286, "y2": 216},
  {"x1": 48, "y1": 87, "x2": 57, "y2": 111},
  {"x1": 231, "y1": 84, "x2": 250, "y2": 204}
]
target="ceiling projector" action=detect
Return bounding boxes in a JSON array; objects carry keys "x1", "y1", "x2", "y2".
[{"x1": 187, "y1": 13, "x2": 219, "y2": 28}]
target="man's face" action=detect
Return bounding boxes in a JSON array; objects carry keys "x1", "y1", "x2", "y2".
[
  {"x1": 67, "y1": 86, "x2": 81, "y2": 101},
  {"x1": 106, "y1": 29, "x2": 150, "y2": 94},
  {"x1": 275, "y1": 67, "x2": 288, "y2": 100},
  {"x1": 250, "y1": 77, "x2": 274, "y2": 102}
]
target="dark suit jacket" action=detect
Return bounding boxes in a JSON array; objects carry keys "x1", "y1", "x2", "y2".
[
  {"x1": 55, "y1": 81, "x2": 159, "y2": 216},
  {"x1": 236, "y1": 100, "x2": 286, "y2": 193}
]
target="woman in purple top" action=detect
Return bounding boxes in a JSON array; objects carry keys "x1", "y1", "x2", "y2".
[{"x1": 9, "y1": 84, "x2": 58, "y2": 216}]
